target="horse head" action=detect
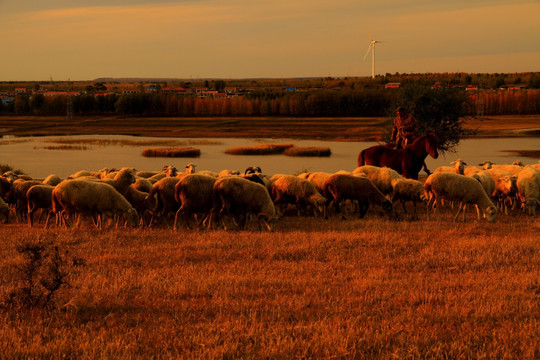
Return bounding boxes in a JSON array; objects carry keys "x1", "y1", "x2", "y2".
[{"x1": 423, "y1": 133, "x2": 439, "y2": 159}]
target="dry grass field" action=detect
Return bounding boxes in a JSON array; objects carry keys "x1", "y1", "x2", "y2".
[
  {"x1": 0, "y1": 115, "x2": 539, "y2": 358},
  {"x1": 0, "y1": 209, "x2": 538, "y2": 359}
]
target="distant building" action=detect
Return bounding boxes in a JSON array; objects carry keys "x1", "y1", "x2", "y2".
[{"x1": 385, "y1": 82, "x2": 401, "y2": 88}]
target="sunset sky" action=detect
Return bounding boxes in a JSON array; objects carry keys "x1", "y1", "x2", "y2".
[{"x1": 1, "y1": 0, "x2": 539, "y2": 81}]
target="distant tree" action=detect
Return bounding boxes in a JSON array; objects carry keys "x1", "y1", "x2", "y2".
[
  {"x1": 528, "y1": 75, "x2": 540, "y2": 89},
  {"x1": 30, "y1": 93, "x2": 45, "y2": 114},
  {"x1": 390, "y1": 86, "x2": 474, "y2": 153}
]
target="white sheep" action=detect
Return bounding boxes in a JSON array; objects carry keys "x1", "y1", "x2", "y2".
[
  {"x1": 218, "y1": 169, "x2": 240, "y2": 177},
  {"x1": 480, "y1": 161, "x2": 524, "y2": 175},
  {"x1": 42, "y1": 174, "x2": 62, "y2": 186},
  {"x1": 145, "y1": 176, "x2": 183, "y2": 227},
  {"x1": 516, "y1": 166, "x2": 540, "y2": 216},
  {"x1": 433, "y1": 159, "x2": 467, "y2": 175},
  {"x1": 323, "y1": 174, "x2": 393, "y2": 219},
  {"x1": 100, "y1": 167, "x2": 136, "y2": 196},
  {"x1": 270, "y1": 175, "x2": 326, "y2": 217},
  {"x1": 424, "y1": 172, "x2": 497, "y2": 222},
  {"x1": 352, "y1": 165, "x2": 403, "y2": 196},
  {"x1": 305, "y1": 172, "x2": 334, "y2": 195},
  {"x1": 52, "y1": 179, "x2": 139, "y2": 229},
  {"x1": 209, "y1": 176, "x2": 278, "y2": 231},
  {"x1": 390, "y1": 178, "x2": 426, "y2": 216}
]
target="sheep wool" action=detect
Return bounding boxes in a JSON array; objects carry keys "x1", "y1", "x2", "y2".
[{"x1": 424, "y1": 172, "x2": 497, "y2": 222}]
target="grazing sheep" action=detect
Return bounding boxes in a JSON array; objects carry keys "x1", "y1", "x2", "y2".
[
  {"x1": 26, "y1": 184, "x2": 55, "y2": 227},
  {"x1": 0, "y1": 176, "x2": 12, "y2": 199},
  {"x1": 197, "y1": 170, "x2": 219, "y2": 177},
  {"x1": 491, "y1": 174, "x2": 518, "y2": 215},
  {"x1": 0, "y1": 196, "x2": 9, "y2": 223},
  {"x1": 7, "y1": 179, "x2": 42, "y2": 222},
  {"x1": 270, "y1": 175, "x2": 326, "y2": 217},
  {"x1": 52, "y1": 180, "x2": 138, "y2": 229},
  {"x1": 305, "y1": 172, "x2": 334, "y2": 195},
  {"x1": 100, "y1": 167, "x2": 136, "y2": 196},
  {"x1": 390, "y1": 178, "x2": 426, "y2": 215},
  {"x1": 433, "y1": 159, "x2": 467, "y2": 175},
  {"x1": 516, "y1": 166, "x2": 540, "y2": 216},
  {"x1": 145, "y1": 176, "x2": 183, "y2": 227},
  {"x1": 218, "y1": 169, "x2": 240, "y2": 177},
  {"x1": 352, "y1": 165, "x2": 404, "y2": 196},
  {"x1": 470, "y1": 170, "x2": 495, "y2": 200},
  {"x1": 185, "y1": 163, "x2": 197, "y2": 174},
  {"x1": 124, "y1": 186, "x2": 157, "y2": 227},
  {"x1": 1, "y1": 171, "x2": 18, "y2": 183},
  {"x1": 173, "y1": 174, "x2": 218, "y2": 230},
  {"x1": 244, "y1": 166, "x2": 262, "y2": 175},
  {"x1": 323, "y1": 174, "x2": 393, "y2": 219},
  {"x1": 209, "y1": 176, "x2": 278, "y2": 231},
  {"x1": 136, "y1": 170, "x2": 161, "y2": 178},
  {"x1": 480, "y1": 161, "x2": 524, "y2": 175},
  {"x1": 132, "y1": 178, "x2": 153, "y2": 193},
  {"x1": 42, "y1": 174, "x2": 62, "y2": 186},
  {"x1": 424, "y1": 172, "x2": 497, "y2": 222}
]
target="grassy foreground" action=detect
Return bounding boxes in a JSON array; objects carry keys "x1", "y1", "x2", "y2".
[{"x1": 0, "y1": 214, "x2": 538, "y2": 359}]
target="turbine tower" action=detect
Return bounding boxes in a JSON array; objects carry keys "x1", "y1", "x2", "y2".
[{"x1": 363, "y1": 30, "x2": 383, "y2": 79}]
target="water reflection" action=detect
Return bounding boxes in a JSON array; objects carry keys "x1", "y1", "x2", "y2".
[{"x1": 1, "y1": 135, "x2": 538, "y2": 178}]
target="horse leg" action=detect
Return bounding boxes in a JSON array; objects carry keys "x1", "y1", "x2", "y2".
[{"x1": 422, "y1": 161, "x2": 431, "y2": 175}]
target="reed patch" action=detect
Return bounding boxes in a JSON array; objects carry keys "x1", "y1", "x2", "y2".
[
  {"x1": 283, "y1": 146, "x2": 331, "y2": 157},
  {"x1": 141, "y1": 147, "x2": 201, "y2": 158},
  {"x1": 225, "y1": 143, "x2": 293, "y2": 155}
]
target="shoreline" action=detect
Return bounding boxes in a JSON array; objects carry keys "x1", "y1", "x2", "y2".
[{"x1": 0, "y1": 115, "x2": 539, "y2": 141}]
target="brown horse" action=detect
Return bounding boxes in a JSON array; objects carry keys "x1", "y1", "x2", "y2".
[{"x1": 358, "y1": 133, "x2": 439, "y2": 180}]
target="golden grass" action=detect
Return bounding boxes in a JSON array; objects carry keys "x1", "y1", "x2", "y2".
[
  {"x1": 283, "y1": 146, "x2": 332, "y2": 157},
  {"x1": 225, "y1": 143, "x2": 294, "y2": 155},
  {"x1": 142, "y1": 147, "x2": 201, "y2": 158},
  {"x1": 0, "y1": 213, "x2": 538, "y2": 359}
]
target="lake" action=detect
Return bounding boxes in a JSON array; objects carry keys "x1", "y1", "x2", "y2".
[{"x1": 1, "y1": 135, "x2": 538, "y2": 179}]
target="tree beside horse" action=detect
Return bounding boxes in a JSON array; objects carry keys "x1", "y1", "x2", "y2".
[{"x1": 358, "y1": 133, "x2": 439, "y2": 180}]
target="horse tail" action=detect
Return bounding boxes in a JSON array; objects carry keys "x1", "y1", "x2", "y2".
[{"x1": 357, "y1": 149, "x2": 366, "y2": 167}]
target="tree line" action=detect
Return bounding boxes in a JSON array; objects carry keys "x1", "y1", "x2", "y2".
[{"x1": 1, "y1": 87, "x2": 538, "y2": 117}]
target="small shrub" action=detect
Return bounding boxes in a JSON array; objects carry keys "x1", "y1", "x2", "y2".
[
  {"x1": 142, "y1": 147, "x2": 201, "y2": 158},
  {"x1": 2, "y1": 238, "x2": 71, "y2": 309},
  {"x1": 283, "y1": 146, "x2": 331, "y2": 157},
  {"x1": 225, "y1": 143, "x2": 294, "y2": 155}
]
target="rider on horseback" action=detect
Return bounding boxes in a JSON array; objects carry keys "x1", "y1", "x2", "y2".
[
  {"x1": 391, "y1": 107, "x2": 417, "y2": 149},
  {"x1": 390, "y1": 107, "x2": 432, "y2": 175}
]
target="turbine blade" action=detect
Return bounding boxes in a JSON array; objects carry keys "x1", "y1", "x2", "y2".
[
  {"x1": 363, "y1": 44, "x2": 372, "y2": 60},
  {"x1": 366, "y1": 27, "x2": 373, "y2": 41}
]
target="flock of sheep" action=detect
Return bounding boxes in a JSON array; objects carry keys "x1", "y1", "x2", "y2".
[{"x1": 0, "y1": 159, "x2": 539, "y2": 231}]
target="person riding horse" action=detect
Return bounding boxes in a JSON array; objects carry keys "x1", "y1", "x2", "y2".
[{"x1": 390, "y1": 107, "x2": 431, "y2": 175}]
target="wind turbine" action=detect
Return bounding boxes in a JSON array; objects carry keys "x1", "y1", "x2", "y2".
[{"x1": 363, "y1": 30, "x2": 383, "y2": 79}]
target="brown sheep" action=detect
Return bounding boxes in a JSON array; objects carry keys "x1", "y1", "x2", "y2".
[
  {"x1": 323, "y1": 174, "x2": 393, "y2": 219},
  {"x1": 173, "y1": 174, "x2": 218, "y2": 230},
  {"x1": 26, "y1": 184, "x2": 55, "y2": 227}
]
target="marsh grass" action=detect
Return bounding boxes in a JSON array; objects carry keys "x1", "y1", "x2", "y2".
[
  {"x1": 500, "y1": 149, "x2": 540, "y2": 158},
  {"x1": 35, "y1": 145, "x2": 89, "y2": 151},
  {"x1": 141, "y1": 147, "x2": 201, "y2": 158},
  {"x1": 44, "y1": 138, "x2": 223, "y2": 147},
  {"x1": 225, "y1": 143, "x2": 294, "y2": 155},
  {"x1": 0, "y1": 214, "x2": 538, "y2": 359},
  {"x1": 283, "y1": 146, "x2": 332, "y2": 157}
]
